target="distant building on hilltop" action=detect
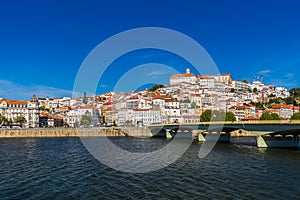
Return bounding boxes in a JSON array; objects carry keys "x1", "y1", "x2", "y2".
[
  {"x1": 170, "y1": 68, "x2": 232, "y2": 86},
  {"x1": 170, "y1": 68, "x2": 197, "y2": 85}
]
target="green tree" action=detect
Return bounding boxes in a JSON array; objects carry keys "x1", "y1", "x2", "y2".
[
  {"x1": 200, "y1": 110, "x2": 236, "y2": 122},
  {"x1": 230, "y1": 88, "x2": 235, "y2": 93},
  {"x1": 268, "y1": 97, "x2": 283, "y2": 105},
  {"x1": 225, "y1": 112, "x2": 236, "y2": 121},
  {"x1": 191, "y1": 102, "x2": 197, "y2": 109},
  {"x1": 14, "y1": 116, "x2": 26, "y2": 124},
  {"x1": 242, "y1": 79, "x2": 248, "y2": 83},
  {"x1": 253, "y1": 88, "x2": 258, "y2": 93},
  {"x1": 0, "y1": 115, "x2": 8, "y2": 124},
  {"x1": 290, "y1": 88, "x2": 300, "y2": 97},
  {"x1": 81, "y1": 115, "x2": 91, "y2": 126},
  {"x1": 211, "y1": 110, "x2": 225, "y2": 121},
  {"x1": 260, "y1": 112, "x2": 280, "y2": 120},
  {"x1": 251, "y1": 101, "x2": 264, "y2": 110},
  {"x1": 291, "y1": 112, "x2": 300, "y2": 120},
  {"x1": 200, "y1": 110, "x2": 212, "y2": 122},
  {"x1": 8, "y1": 118, "x2": 13, "y2": 125},
  {"x1": 149, "y1": 84, "x2": 164, "y2": 92},
  {"x1": 284, "y1": 96, "x2": 294, "y2": 105}
]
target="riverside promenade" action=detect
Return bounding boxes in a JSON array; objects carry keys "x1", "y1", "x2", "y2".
[{"x1": 0, "y1": 127, "x2": 152, "y2": 138}]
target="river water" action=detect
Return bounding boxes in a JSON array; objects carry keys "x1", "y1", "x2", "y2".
[{"x1": 0, "y1": 137, "x2": 300, "y2": 199}]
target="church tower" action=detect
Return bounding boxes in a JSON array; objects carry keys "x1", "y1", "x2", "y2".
[
  {"x1": 27, "y1": 94, "x2": 40, "y2": 127},
  {"x1": 186, "y1": 68, "x2": 190, "y2": 74}
]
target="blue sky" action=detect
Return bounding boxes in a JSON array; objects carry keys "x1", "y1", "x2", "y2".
[{"x1": 0, "y1": 0, "x2": 299, "y2": 100}]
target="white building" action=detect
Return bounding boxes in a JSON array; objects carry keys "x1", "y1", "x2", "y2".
[
  {"x1": 198, "y1": 76, "x2": 215, "y2": 88},
  {"x1": 170, "y1": 68, "x2": 197, "y2": 85},
  {"x1": 232, "y1": 80, "x2": 250, "y2": 90},
  {"x1": 116, "y1": 109, "x2": 134, "y2": 126},
  {"x1": 272, "y1": 104, "x2": 299, "y2": 119},
  {"x1": 0, "y1": 94, "x2": 39, "y2": 127},
  {"x1": 133, "y1": 109, "x2": 162, "y2": 126}
]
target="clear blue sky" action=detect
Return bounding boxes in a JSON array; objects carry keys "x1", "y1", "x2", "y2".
[{"x1": 0, "y1": 0, "x2": 299, "y2": 100}]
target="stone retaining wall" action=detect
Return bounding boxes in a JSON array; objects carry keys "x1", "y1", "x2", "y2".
[{"x1": 0, "y1": 127, "x2": 152, "y2": 138}]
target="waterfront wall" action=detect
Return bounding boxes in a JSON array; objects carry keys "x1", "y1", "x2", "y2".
[{"x1": 0, "y1": 127, "x2": 152, "y2": 138}]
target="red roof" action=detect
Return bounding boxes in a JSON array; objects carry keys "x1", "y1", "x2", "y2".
[
  {"x1": 171, "y1": 73, "x2": 196, "y2": 78},
  {"x1": 272, "y1": 104, "x2": 291, "y2": 109},
  {"x1": 2, "y1": 99, "x2": 27, "y2": 105}
]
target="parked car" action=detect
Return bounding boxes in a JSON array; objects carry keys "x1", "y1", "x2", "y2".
[
  {"x1": 0, "y1": 126, "x2": 10, "y2": 129},
  {"x1": 11, "y1": 126, "x2": 22, "y2": 129}
]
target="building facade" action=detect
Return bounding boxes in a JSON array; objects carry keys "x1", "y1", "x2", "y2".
[{"x1": 0, "y1": 94, "x2": 39, "y2": 127}]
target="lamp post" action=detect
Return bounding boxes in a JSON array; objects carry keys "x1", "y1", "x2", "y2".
[{"x1": 292, "y1": 91, "x2": 295, "y2": 117}]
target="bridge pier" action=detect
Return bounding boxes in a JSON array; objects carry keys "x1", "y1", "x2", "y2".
[
  {"x1": 257, "y1": 134, "x2": 300, "y2": 148},
  {"x1": 165, "y1": 129, "x2": 172, "y2": 139},
  {"x1": 191, "y1": 130, "x2": 206, "y2": 142},
  {"x1": 198, "y1": 131, "x2": 206, "y2": 142},
  {"x1": 257, "y1": 135, "x2": 268, "y2": 148}
]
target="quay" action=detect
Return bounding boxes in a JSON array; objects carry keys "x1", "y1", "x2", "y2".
[{"x1": 0, "y1": 127, "x2": 152, "y2": 138}]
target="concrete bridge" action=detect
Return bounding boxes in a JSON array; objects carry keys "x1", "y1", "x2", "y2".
[{"x1": 148, "y1": 120, "x2": 300, "y2": 149}]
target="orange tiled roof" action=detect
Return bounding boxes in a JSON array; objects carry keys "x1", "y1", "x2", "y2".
[
  {"x1": 241, "y1": 116, "x2": 259, "y2": 121},
  {"x1": 40, "y1": 112, "x2": 49, "y2": 117},
  {"x1": 164, "y1": 98, "x2": 179, "y2": 102},
  {"x1": 171, "y1": 73, "x2": 195, "y2": 78},
  {"x1": 197, "y1": 75, "x2": 214, "y2": 79},
  {"x1": 263, "y1": 109, "x2": 277, "y2": 113},
  {"x1": 5, "y1": 100, "x2": 28, "y2": 105},
  {"x1": 272, "y1": 104, "x2": 291, "y2": 109}
]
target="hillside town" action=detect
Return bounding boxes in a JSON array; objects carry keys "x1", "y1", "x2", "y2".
[{"x1": 0, "y1": 68, "x2": 299, "y2": 128}]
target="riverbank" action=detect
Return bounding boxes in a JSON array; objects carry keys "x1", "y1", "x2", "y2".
[
  {"x1": 0, "y1": 128, "x2": 256, "y2": 138},
  {"x1": 0, "y1": 127, "x2": 152, "y2": 138}
]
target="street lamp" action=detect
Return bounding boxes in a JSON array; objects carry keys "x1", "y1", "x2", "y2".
[{"x1": 292, "y1": 91, "x2": 295, "y2": 117}]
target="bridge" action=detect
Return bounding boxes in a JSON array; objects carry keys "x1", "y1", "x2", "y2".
[{"x1": 148, "y1": 120, "x2": 300, "y2": 149}]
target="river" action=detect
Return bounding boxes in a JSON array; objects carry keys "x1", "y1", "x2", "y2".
[{"x1": 0, "y1": 137, "x2": 299, "y2": 199}]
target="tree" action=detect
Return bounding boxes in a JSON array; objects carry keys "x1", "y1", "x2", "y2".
[
  {"x1": 291, "y1": 112, "x2": 300, "y2": 120},
  {"x1": 260, "y1": 112, "x2": 280, "y2": 120},
  {"x1": 284, "y1": 96, "x2": 294, "y2": 105},
  {"x1": 149, "y1": 84, "x2": 164, "y2": 92},
  {"x1": 230, "y1": 88, "x2": 235, "y2": 93},
  {"x1": 253, "y1": 88, "x2": 258, "y2": 93},
  {"x1": 8, "y1": 118, "x2": 13, "y2": 125},
  {"x1": 225, "y1": 112, "x2": 236, "y2": 121},
  {"x1": 14, "y1": 116, "x2": 26, "y2": 124},
  {"x1": 0, "y1": 115, "x2": 8, "y2": 124},
  {"x1": 242, "y1": 79, "x2": 248, "y2": 83},
  {"x1": 211, "y1": 110, "x2": 225, "y2": 121},
  {"x1": 251, "y1": 101, "x2": 264, "y2": 109},
  {"x1": 268, "y1": 97, "x2": 283, "y2": 105},
  {"x1": 200, "y1": 110, "x2": 236, "y2": 122},
  {"x1": 81, "y1": 115, "x2": 91, "y2": 126},
  {"x1": 290, "y1": 88, "x2": 300, "y2": 97},
  {"x1": 200, "y1": 110, "x2": 212, "y2": 122},
  {"x1": 191, "y1": 102, "x2": 197, "y2": 109}
]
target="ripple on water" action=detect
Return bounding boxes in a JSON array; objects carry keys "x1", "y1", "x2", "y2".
[{"x1": 0, "y1": 138, "x2": 300, "y2": 199}]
